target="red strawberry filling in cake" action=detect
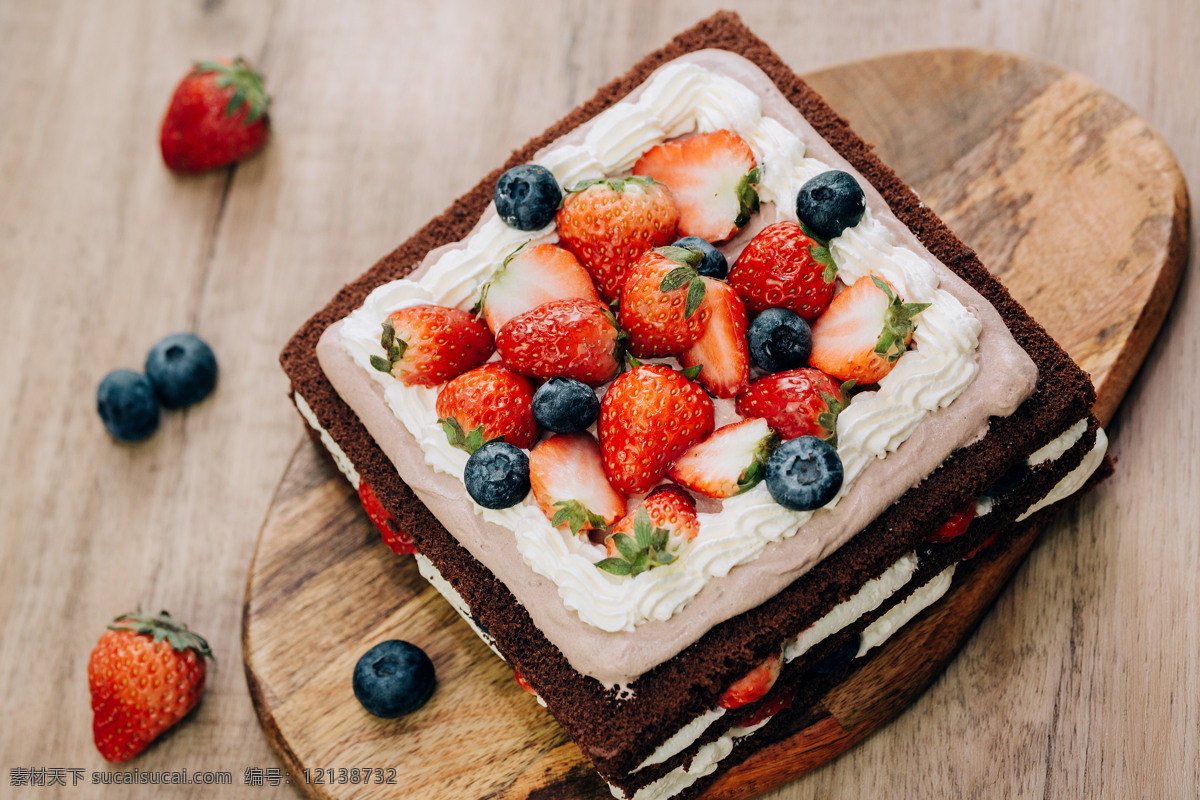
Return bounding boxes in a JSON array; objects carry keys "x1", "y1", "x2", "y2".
[{"x1": 282, "y1": 21, "x2": 1111, "y2": 800}]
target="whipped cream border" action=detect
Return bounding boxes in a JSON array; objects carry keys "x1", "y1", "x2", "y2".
[{"x1": 338, "y1": 60, "x2": 982, "y2": 633}]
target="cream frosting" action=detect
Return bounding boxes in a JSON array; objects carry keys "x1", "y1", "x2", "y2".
[
  {"x1": 317, "y1": 49, "x2": 1039, "y2": 686},
  {"x1": 1017, "y1": 427, "x2": 1109, "y2": 522}
]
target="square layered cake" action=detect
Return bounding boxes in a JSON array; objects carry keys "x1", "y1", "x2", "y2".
[{"x1": 280, "y1": 12, "x2": 1112, "y2": 800}]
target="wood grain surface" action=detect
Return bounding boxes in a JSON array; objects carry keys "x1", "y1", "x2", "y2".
[
  {"x1": 1, "y1": 2, "x2": 1196, "y2": 799},
  {"x1": 241, "y1": 46, "x2": 1185, "y2": 800}
]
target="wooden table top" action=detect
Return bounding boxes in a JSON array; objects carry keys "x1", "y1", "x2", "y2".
[{"x1": 1, "y1": 2, "x2": 1196, "y2": 798}]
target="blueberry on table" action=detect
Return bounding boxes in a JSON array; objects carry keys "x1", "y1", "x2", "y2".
[
  {"x1": 494, "y1": 164, "x2": 562, "y2": 231},
  {"x1": 464, "y1": 441, "x2": 530, "y2": 509},
  {"x1": 747, "y1": 308, "x2": 812, "y2": 372},
  {"x1": 672, "y1": 236, "x2": 728, "y2": 279},
  {"x1": 531, "y1": 377, "x2": 600, "y2": 434},
  {"x1": 765, "y1": 435, "x2": 843, "y2": 511},
  {"x1": 145, "y1": 332, "x2": 218, "y2": 409},
  {"x1": 97, "y1": 369, "x2": 160, "y2": 441},
  {"x1": 352, "y1": 640, "x2": 436, "y2": 718},
  {"x1": 795, "y1": 170, "x2": 866, "y2": 241}
]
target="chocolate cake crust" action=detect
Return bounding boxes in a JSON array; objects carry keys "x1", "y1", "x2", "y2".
[{"x1": 280, "y1": 9, "x2": 1105, "y2": 783}]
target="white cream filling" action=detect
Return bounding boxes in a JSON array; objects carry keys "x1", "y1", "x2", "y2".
[
  {"x1": 412, "y1": 554, "x2": 507, "y2": 662},
  {"x1": 1027, "y1": 418, "x2": 1088, "y2": 466},
  {"x1": 612, "y1": 718, "x2": 772, "y2": 800},
  {"x1": 857, "y1": 565, "x2": 956, "y2": 657},
  {"x1": 295, "y1": 393, "x2": 360, "y2": 488},
  {"x1": 1017, "y1": 427, "x2": 1108, "y2": 522},
  {"x1": 632, "y1": 706, "x2": 727, "y2": 773},
  {"x1": 338, "y1": 60, "x2": 982, "y2": 633}
]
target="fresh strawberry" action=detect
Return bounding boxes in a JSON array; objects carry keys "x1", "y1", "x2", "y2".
[
  {"x1": 358, "y1": 481, "x2": 417, "y2": 555},
  {"x1": 618, "y1": 247, "x2": 710, "y2": 357},
  {"x1": 929, "y1": 502, "x2": 976, "y2": 544},
  {"x1": 738, "y1": 687, "x2": 794, "y2": 728},
  {"x1": 159, "y1": 58, "x2": 270, "y2": 173},
  {"x1": 598, "y1": 485, "x2": 699, "y2": 577},
  {"x1": 668, "y1": 418, "x2": 778, "y2": 498},
  {"x1": 369, "y1": 305, "x2": 494, "y2": 387},
  {"x1": 435, "y1": 363, "x2": 538, "y2": 452},
  {"x1": 678, "y1": 278, "x2": 750, "y2": 397},
  {"x1": 88, "y1": 609, "x2": 213, "y2": 762},
  {"x1": 719, "y1": 651, "x2": 782, "y2": 710},
  {"x1": 608, "y1": 485, "x2": 700, "y2": 551},
  {"x1": 496, "y1": 298, "x2": 623, "y2": 387},
  {"x1": 598, "y1": 363, "x2": 714, "y2": 494},
  {"x1": 477, "y1": 243, "x2": 600, "y2": 335},
  {"x1": 513, "y1": 669, "x2": 538, "y2": 696},
  {"x1": 735, "y1": 368, "x2": 852, "y2": 442},
  {"x1": 633, "y1": 129, "x2": 759, "y2": 243},
  {"x1": 727, "y1": 221, "x2": 838, "y2": 320},
  {"x1": 555, "y1": 176, "x2": 679, "y2": 303},
  {"x1": 529, "y1": 432, "x2": 627, "y2": 535},
  {"x1": 809, "y1": 275, "x2": 930, "y2": 384}
]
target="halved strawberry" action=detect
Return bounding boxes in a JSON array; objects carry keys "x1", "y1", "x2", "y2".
[
  {"x1": 369, "y1": 305, "x2": 494, "y2": 387},
  {"x1": 735, "y1": 368, "x2": 852, "y2": 442},
  {"x1": 358, "y1": 481, "x2": 417, "y2": 555},
  {"x1": 598, "y1": 485, "x2": 699, "y2": 577},
  {"x1": 618, "y1": 246, "x2": 710, "y2": 357},
  {"x1": 809, "y1": 275, "x2": 930, "y2": 384},
  {"x1": 556, "y1": 176, "x2": 680, "y2": 303},
  {"x1": 435, "y1": 363, "x2": 538, "y2": 452},
  {"x1": 719, "y1": 651, "x2": 782, "y2": 710},
  {"x1": 495, "y1": 298, "x2": 623, "y2": 387},
  {"x1": 633, "y1": 129, "x2": 759, "y2": 243},
  {"x1": 668, "y1": 418, "x2": 778, "y2": 498},
  {"x1": 598, "y1": 363, "x2": 714, "y2": 494},
  {"x1": 727, "y1": 221, "x2": 837, "y2": 320},
  {"x1": 529, "y1": 432, "x2": 626, "y2": 535},
  {"x1": 476, "y1": 243, "x2": 600, "y2": 335},
  {"x1": 929, "y1": 502, "x2": 976, "y2": 543},
  {"x1": 678, "y1": 278, "x2": 750, "y2": 398}
]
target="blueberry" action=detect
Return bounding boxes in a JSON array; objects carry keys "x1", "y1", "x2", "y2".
[
  {"x1": 464, "y1": 441, "x2": 530, "y2": 509},
  {"x1": 97, "y1": 369, "x2": 160, "y2": 441},
  {"x1": 494, "y1": 164, "x2": 562, "y2": 231},
  {"x1": 672, "y1": 236, "x2": 728, "y2": 279},
  {"x1": 352, "y1": 640, "x2": 436, "y2": 718},
  {"x1": 795, "y1": 170, "x2": 866, "y2": 241},
  {"x1": 145, "y1": 333, "x2": 218, "y2": 409},
  {"x1": 747, "y1": 308, "x2": 812, "y2": 372},
  {"x1": 532, "y1": 378, "x2": 600, "y2": 434},
  {"x1": 765, "y1": 436, "x2": 843, "y2": 511}
]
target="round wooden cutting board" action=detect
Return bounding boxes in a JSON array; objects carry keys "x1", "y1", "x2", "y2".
[{"x1": 243, "y1": 49, "x2": 1187, "y2": 800}]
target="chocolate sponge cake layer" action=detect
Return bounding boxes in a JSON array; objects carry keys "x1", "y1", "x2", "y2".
[{"x1": 280, "y1": 9, "x2": 1108, "y2": 788}]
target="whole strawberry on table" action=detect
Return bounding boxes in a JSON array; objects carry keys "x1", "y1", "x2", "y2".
[
  {"x1": 88, "y1": 609, "x2": 213, "y2": 762},
  {"x1": 160, "y1": 57, "x2": 270, "y2": 172}
]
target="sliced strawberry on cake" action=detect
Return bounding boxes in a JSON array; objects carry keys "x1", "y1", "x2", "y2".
[
  {"x1": 598, "y1": 362, "x2": 714, "y2": 495},
  {"x1": 476, "y1": 243, "x2": 600, "y2": 335},
  {"x1": 358, "y1": 481, "x2": 417, "y2": 555},
  {"x1": 735, "y1": 368, "x2": 852, "y2": 442},
  {"x1": 719, "y1": 650, "x2": 783, "y2": 710},
  {"x1": 495, "y1": 298, "x2": 623, "y2": 386},
  {"x1": 618, "y1": 246, "x2": 710, "y2": 357},
  {"x1": 435, "y1": 363, "x2": 539, "y2": 452},
  {"x1": 678, "y1": 277, "x2": 750, "y2": 397},
  {"x1": 727, "y1": 220, "x2": 838, "y2": 320},
  {"x1": 369, "y1": 305, "x2": 494, "y2": 386},
  {"x1": 668, "y1": 418, "x2": 778, "y2": 498},
  {"x1": 633, "y1": 129, "x2": 759, "y2": 243},
  {"x1": 809, "y1": 275, "x2": 930, "y2": 384},
  {"x1": 529, "y1": 432, "x2": 626, "y2": 535},
  {"x1": 555, "y1": 176, "x2": 679, "y2": 303},
  {"x1": 598, "y1": 485, "x2": 699, "y2": 577}
]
